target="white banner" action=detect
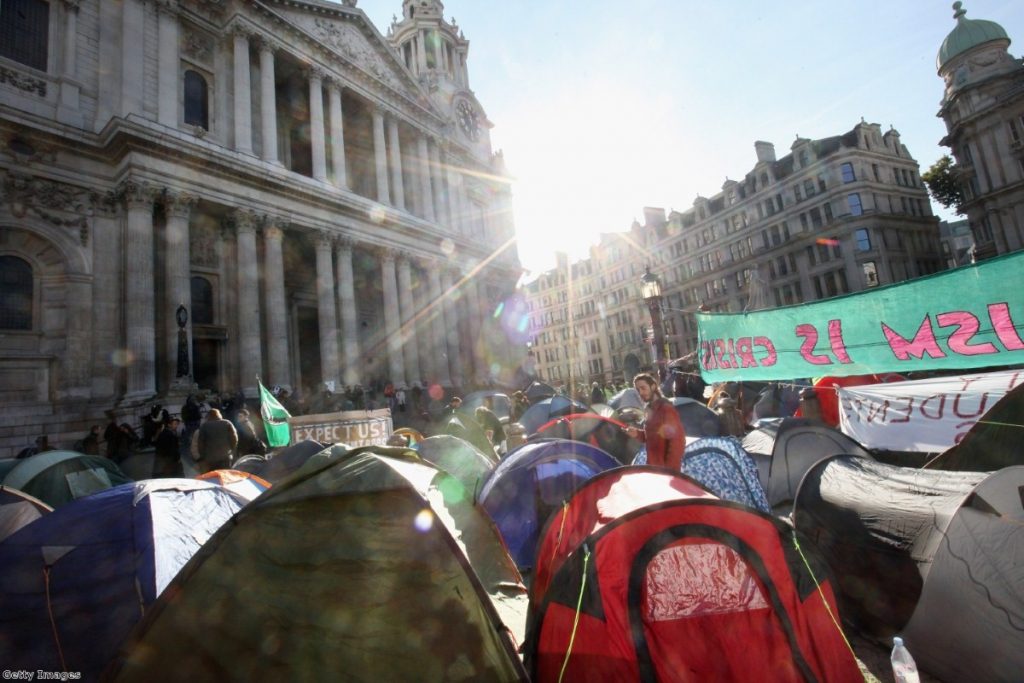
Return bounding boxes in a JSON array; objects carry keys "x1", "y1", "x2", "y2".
[
  {"x1": 838, "y1": 369, "x2": 1024, "y2": 452},
  {"x1": 288, "y1": 409, "x2": 392, "y2": 447}
]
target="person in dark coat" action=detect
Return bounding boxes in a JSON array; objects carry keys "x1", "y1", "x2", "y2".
[
  {"x1": 151, "y1": 421, "x2": 183, "y2": 477},
  {"x1": 234, "y1": 408, "x2": 267, "y2": 456},
  {"x1": 626, "y1": 372, "x2": 686, "y2": 471},
  {"x1": 195, "y1": 408, "x2": 238, "y2": 474}
]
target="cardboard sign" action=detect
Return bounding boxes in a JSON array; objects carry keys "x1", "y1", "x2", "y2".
[
  {"x1": 288, "y1": 409, "x2": 392, "y2": 447},
  {"x1": 697, "y1": 251, "x2": 1024, "y2": 382}
]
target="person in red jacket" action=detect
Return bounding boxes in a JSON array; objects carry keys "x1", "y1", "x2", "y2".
[{"x1": 626, "y1": 372, "x2": 686, "y2": 471}]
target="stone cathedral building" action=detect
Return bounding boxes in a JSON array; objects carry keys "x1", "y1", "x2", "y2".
[{"x1": 0, "y1": 0, "x2": 522, "y2": 455}]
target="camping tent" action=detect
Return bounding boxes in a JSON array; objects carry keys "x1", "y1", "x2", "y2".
[
  {"x1": 252, "y1": 439, "x2": 326, "y2": 483},
  {"x1": 0, "y1": 479, "x2": 248, "y2": 679},
  {"x1": 530, "y1": 467, "x2": 715, "y2": 607},
  {"x1": 669, "y1": 397, "x2": 724, "y2": 440},
  {"x1": 462, "y1": 390, "x2": 513, "y2": 422},
  {"x1": 633, "y1": 437, "x2": 770, "y2": 512},
  {"x1": 479, "y1": 439, "x2": 621, "y2": 569},
  {"x1": 608, "y1": 387, "x2": 643, "y2": 411},
  {"x1": 793, "y1": 456, "x2": 1024, "y2": 683},
  {"x1": 108, "y1": 449, "x2": 528, "y2": 682},
  {"x1": 925, "y1": 381, "x2": 1024, "y2": 472},
  {"x1": 415, "y1": 434, "x2": 495, "y2": 498},
  {"x1": 518, "y1": 396, "x2": 590, "y2": 435},
  {"x1": 0, "y1": 486, "x2": 51, "y2": 542},
  {"x1": 196, "y1": 469, "x2": 271, "y2": 502},
  {"x1": 525, "y1": 381, "x2": 557, "y2": 403},
  {"x1": 441, "y1": 413, "x2": 497, "y2": 460},
  {"x1": 534, "y1": 414, "x2": 641, "y2": 465},
  {"x1": 743, "y1": 417, "x2": 874, "y2": 510},
  {"x1": 524, "y1": 498, "x2": 863, "y2": 682},
  {"x1": 1, "y1": 450, "x2": 132, "y2": 508}
]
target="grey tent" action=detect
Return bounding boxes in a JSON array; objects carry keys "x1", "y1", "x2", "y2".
[
  {"x1": 742, "y1": 418, "x2": 873, "y2": 510},
  {"x1": 925, "y1": 382, "x2": 1024, "y2": 472},
  {"x1": 109, "y1": 448, "x2": 527, "y2": 682},
  {"x1": 0, "y1": 486, "x2": 51, "y2": 542},
  {"x1": 793, "y1": 456, "x2": 1024, "y2": 683},
  {"x1": 1, "y1": 450, "x2": 132, "y2": 508},
  {"x1": 415, "y1": 434, "x2": 495, "y2": 498}
]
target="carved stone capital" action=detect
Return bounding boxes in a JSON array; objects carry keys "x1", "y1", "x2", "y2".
[
  {"x1": 117, "y1": 178, "x2": 160, "y2": 209},
  {"x1": 231, "y1": 208, "x2": 258, "y2": 234},
  {"x1": 254, "y1": 33, "x2": 283, "y2": 55},
  {"x1": 315, "y1": 229, "x2": 334, "y2": 248},
  {"x1": 154, "y1": 0, "x2": 179, "y2": 17},
  {"x1": 227, "y1": 21, "x2": 254, "y2": 41},
  {"x1": 60, "y1": 0, "x2": 82, "y2": 12},
  {"x1": 163, "y1": 190, "x2": 198, "y2": 219},
  {"x1": 334, "y1": 235, "x2": 355, "y2": 251},
  {"x1": 261, "y1": 215, "x2": 286, "y2": 238},
  {"x1": 306, "y1": 65, "x2": 329, "y2": 83}
]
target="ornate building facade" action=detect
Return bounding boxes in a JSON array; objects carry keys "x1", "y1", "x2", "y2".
[
  {"x1": 935, "y1": 2, "x2": 1024, "y2": 259},
  {"x1": 0, "y1": 0, "x2": 521, "y2": 456},
  {"x1": 526, "y1": 122, "x2": 942, "y2": 385}
]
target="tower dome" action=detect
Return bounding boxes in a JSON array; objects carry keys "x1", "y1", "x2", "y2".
[{"x1": 937, "y1": 2, "x2": 1010, "y2": 71}]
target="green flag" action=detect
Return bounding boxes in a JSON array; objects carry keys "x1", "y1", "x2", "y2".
[{"x1": 259, "y1": 380, "x2": 291, "y2": 448}]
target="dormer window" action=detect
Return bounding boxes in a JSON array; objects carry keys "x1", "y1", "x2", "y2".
[{"x1": 184, "y1": 70, "x2": 209, "y2": 130}]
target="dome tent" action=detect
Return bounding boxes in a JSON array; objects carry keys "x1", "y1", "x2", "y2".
[{"x1": 108, "y1": 448, "x2": 527, "y2": 682}]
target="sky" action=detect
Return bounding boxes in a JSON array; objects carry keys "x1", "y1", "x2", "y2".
[{"x1": 354, "y1": 0, "x2": 1024, "y2": 275}]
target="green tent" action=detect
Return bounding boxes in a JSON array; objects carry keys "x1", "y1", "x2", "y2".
[
  {"x1": 1, "y1": 450, "x2": 132, "y2": 508},
  {"x1": 110, "y1": 448, "x2": 528, "y2": 682}
]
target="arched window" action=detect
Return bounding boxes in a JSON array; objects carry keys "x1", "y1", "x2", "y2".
[
  {"x1": 0, "y1": 255, "x2": 34, "y2": 330},
  {"x1": 184, "y1": 70, "x2": 209, "y2": 129},
  {"x1": 190, "y1": 276, "x2": 214, "y2": 324}
]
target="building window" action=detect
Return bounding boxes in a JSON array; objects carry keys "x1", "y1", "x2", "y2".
[
  {"x1": 823, "y1": 202, "x2": 834, "y2": 221},
  {"x1": 190, "y1": 276, "x2": 214, "y2": 324},
  {"x1": 840, "y1": 162, "x2": 855, "y2": 183},
  {"x1": 855, "y1": 228, "x2": 872, "y2": 251},
  {"x1": 184, "y1": 70, "x2": 209, "y2": 129},
  {"x1": 0, "y1": 0, "x2": 49, "y2": 72},
  {"x1": 862, "y1": 261, "x2": 879, "y2": 287},
  {"x1": 847, "y1": 193, "x2": 863, "y2": 216},
  {"x1": 0, "y1": 255, "x2": 34, "y2": 330},
  {"x1": 798, "y1": 150, "x2": 809, "y2": 168}
]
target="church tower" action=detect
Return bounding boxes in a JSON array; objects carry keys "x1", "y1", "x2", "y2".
[{"x1": 388, "y1": 1, "x2": 492, "y2": 156}]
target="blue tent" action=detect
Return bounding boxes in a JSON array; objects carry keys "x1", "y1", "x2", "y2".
[
  {"x1": 0, "y1": 479, "x2": 248, "y2": 679},
  {"x1": 478, "y1": 439, "x2": 620, "y2": 569},
  {"x1": 634, "y1": 436, "x2": 770, "y2": 513},
  {"x1": 518, "y1": 396, "x2": 590, "y2": 435}
]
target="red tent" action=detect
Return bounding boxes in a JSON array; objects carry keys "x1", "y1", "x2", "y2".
[
  {"x1": 530, "y1": 467, "x2": 714, "y2": 608},
  {"x1": 806, "y1": 373, "x2": 905, "y2": 426},
  {"x1": 525, "y1": 498, "x2": 861, "y2": 682}
]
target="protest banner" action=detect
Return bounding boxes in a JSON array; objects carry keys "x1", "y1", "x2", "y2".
[
  {"x1": 288, "y1": 409, "x2": 392, "y2": 447},
  {"x1": 837, "y1": 369, "x2": 1024, "y2": 452},
  {"x1": 696, "y1": 251, "x2": 1024, "y2": 382}
]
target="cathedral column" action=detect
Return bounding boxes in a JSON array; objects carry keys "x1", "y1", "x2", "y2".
[
  {"x1": 156, "y1": 1, "x2": 179, "y2": 126},
  {"x1": 308, "y1": 68, "x2": 328, "y2": 182},
  {"x1": 372, "y1": 107, "x2": 390, "y2": 204},
  {"x1": 164, "y1": 191, "x2": 197, "y2": 389},
  {"x1": 235, "y1": 210, "x2": 262, "y2": 395},
  {"x1": 465, "y1": 271, "x2": 484, "y2": 382},
  {"x1": 427, "y1": 264, "x2": 452, "y2": 386},
  {"x1": 447, "y1": 160, "x2": 464, "y2": 233},
  {"x1": 416, "y1": 32, "x2": 428, "y2": 73},
  {"x1": 232, "y1": 26, "x2": 254, "y2": 155},
  {"x1": 334, "y1": 238, "x2": 360, "y2": 386},
  {"x1": 263, "y1": 219, "x2": 291, "y2": 389},
  {"x1": 121, "y1": 0, "x2": 145, "y2": 115},
  {"x1": 387, "y1": 117, "x2": 406, "y2": 210},
  {"x1": 327, "y1": 80, "x2": 348, "y2": 188},
  {"x1": 458, "y1": 179, "x2": 471, "y2": 234},
  {"x1": 428, "y1": 139, "x2": 448, "y2": 227},
  {"x1": 315, "y1": 232, "x2": 341, "y2": 389},
  {"x1": 258, "y1": 37, "x2": 280, "y2": 165},
  {"x1": 441, "y1": 269, "x2": 463, "y2": 387},
  {"x1": 417, "y1": 135, "x2": 436, "y2": 222},
  {"x1": 380, "y1": 250, "x2": 406, "y2": 387},
  {"x1": 121, "y1": 179, "x2": 160, "y2": 400},
  {"x1": 397, "y1": 254, "x2": 421, "y2": 386}
]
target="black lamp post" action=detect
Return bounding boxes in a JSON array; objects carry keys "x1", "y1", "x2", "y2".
[
  {"x1": 640, "y1": 267, "x2": 666, "y2": 380},
  {"x1": 175, "y1": 304, "x2": 190, "y2": 379}
]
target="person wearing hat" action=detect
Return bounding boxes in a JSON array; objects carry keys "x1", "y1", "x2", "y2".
[{"x1": 626, "y1": 372, "x2": 686, "y2": 471}]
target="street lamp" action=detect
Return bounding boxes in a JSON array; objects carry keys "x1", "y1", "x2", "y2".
[{"x1": 640, "y1": 267, "x2": 666, "y2": 380}]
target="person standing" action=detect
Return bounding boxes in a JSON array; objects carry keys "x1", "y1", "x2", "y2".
[
  {"x1": 626, "y1": 373, "x2": 685, "y2": 471},
  {"x1": 152, "y1": 421, "x2": 183, "y2": 477},
  {"x1": 194, "y1": 408, "x2": 238, "y2": 474}
]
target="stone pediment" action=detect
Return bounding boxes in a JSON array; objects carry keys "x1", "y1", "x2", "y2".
[{"x1": 262, "y1": 2, "x2": 427, "y2": 108}]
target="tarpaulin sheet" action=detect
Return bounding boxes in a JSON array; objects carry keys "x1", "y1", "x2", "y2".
[
  {"x1": 838, "y1": 369, "x2": 1024, "y2": 452},
  {"x1": 697, "y1": 251, "x2": 1024, "y2": 382}
]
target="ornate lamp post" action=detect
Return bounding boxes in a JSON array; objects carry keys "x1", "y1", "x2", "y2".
[
  {"x1": 175, "y1": 304, "x2": 190, "y2": 379},
  {"x1": 640, "y1": 267, "x2": 666, "y2": 380}
]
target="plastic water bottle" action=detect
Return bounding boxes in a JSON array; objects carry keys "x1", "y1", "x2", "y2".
[{"x1": 891, "y1": 636, "x2": 921, "y2": 683}]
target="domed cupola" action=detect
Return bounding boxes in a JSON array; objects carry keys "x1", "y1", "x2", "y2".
[{"x1": 937, "y1": 2, "x2": 1010, "y2": 72}]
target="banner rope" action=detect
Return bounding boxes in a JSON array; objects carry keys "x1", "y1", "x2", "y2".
[
  {"x1": 43, "y1": 566, "x2": 69, "y2": 672},
  {"x1": 790, "y1": 535, "x2": 865, "y2": 681},
  {"x1": 551, "y1": 501, "x2": 569, "y2": 566},
  {"x1": 557, "y1": 547, "x2": 591, "y2": 683}
]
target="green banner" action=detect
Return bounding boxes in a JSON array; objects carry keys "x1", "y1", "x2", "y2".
[
  {"x1": 258, "y1": 379, "x2": 291, "y2": 448},
  {"x1": 696, "y1": 251, "x2": 1024, "y2": 382}
]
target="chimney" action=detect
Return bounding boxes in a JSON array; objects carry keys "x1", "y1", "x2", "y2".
[{"x1": 754, "y1": 141, "x2": 776, "y2": 163}]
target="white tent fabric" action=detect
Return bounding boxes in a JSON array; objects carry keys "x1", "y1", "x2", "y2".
[{"x1": 837, "y1": 369, "x2": 1024, "y2": 452}]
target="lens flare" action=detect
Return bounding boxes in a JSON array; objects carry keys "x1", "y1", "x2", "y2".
[
  {"x1": 414, "y1": 508, "x2": 434, "y2": 533},
  {"x1": 439, "y1": 238, "x2": 455, "y2": 256},
  {"x1": 110, "y1": 349, "x2": 133, "y2": 367}
]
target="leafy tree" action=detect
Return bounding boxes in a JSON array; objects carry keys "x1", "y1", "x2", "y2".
[{"x1": 921, "y1": 154, "x2": 965, "y2": 214}]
